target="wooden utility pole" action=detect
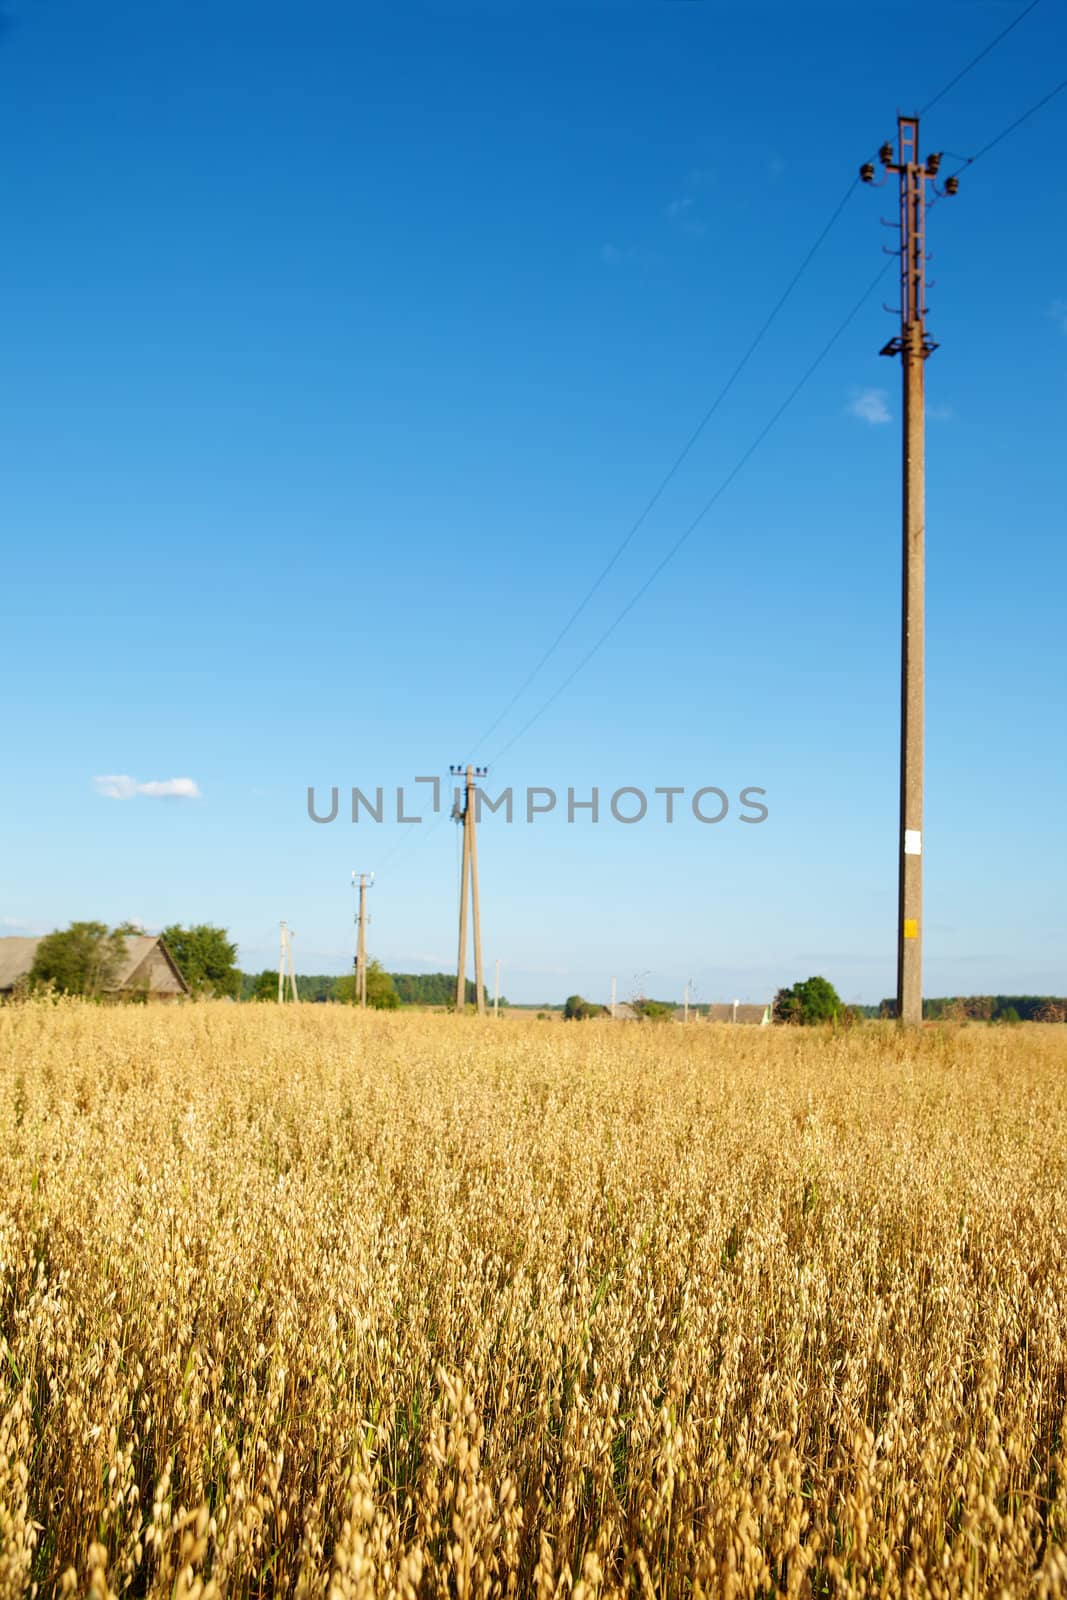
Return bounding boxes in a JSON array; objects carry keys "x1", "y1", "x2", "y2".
[
  {"x1": 468, "y1": 769, "x2": 486, "y2": 1014},
  {"x1": 455, "y1": 795, "x2": 470, "y2": 1011},
  {"x1": 352, "y1": 871, "x2": 372, "y2": 1007},
  {"x1": 278, "y1": 921, "x2": 299, "y2": 1003},
  {"x1": 451, "y1": 765, "x2": 487, "y2": 1014},
  {"x1": 862, "y1": 118, "x2": 958, "y2": 1026}
]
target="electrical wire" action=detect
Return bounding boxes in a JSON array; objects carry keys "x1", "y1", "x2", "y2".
[
  {"x1": 949, "y1": 74, "x2": 1067, "y2": 173},
  {"x1": 469, "y1": 175, "x2": 861, "y2": 757},
  {"x1": 470, "y1": 1, "x2": 1055, "y2": 766},
  {"x1": 357, "y1": 21, "x2": 1067, "y2": 884},
  {"x1": 919, "y1": 0, "x2": 1045, "y2": 115},
  {"x1": 486, "y1": 257, "x2": 895, "y2": 768},
  {"x1": 477, "y1": 51, "x2": 1067, "y2": 773},
  {"x1": 367, "y1": 766, "x2": 455, "y2": 877}
]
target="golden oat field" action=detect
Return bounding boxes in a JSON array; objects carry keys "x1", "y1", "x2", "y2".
[{"x1": 1, "y1": 1003, "x2": 1066, "y2": 1600}]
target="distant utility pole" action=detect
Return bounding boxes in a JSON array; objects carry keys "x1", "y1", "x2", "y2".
[
  {"x1": 352, "y1": 871, "x2": 373, "y2": 1008},
  {"x1": 278, "y1": 921, "x2": 299, "y2": 1003},
  {"x1": 683, "y1": 981, "x2": 690, "y2": 1024},
  {"x1": 451, "y1": 765, "x2": 487, "y2": 1015},
  {"x1": 494, "y1": 958, "x2": 501, "y2": 1019},
  {"x1": 861, "y1": 117, "x2": 959, "y2": 1027}
]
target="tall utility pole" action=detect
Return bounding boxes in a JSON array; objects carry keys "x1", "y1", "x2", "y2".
[
  {"x1": 862, "y1": 118, "x2": 958, "y2": 1027},
  {"x1": 278, "y1": 921, "x2": 299, "y2": 1003},
  {"x1": 352, "y1": 871, "x2": 373, "y2": 1008},
  {"x1": 451, "y1": 765, "x2": 487, "y2": 1015}
]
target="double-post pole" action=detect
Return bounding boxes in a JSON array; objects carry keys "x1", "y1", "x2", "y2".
[
  {"x1": 454, "y1": 764, "x2": 487, "y2": 1015},
  {"x1": 353, "y1": 872, "x2": 372, "y2": 1008}
]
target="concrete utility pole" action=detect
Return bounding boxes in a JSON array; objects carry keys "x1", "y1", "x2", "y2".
[
  {"x1": 278, "y1": 921, "x2": 299, "y2": 1003},
  {"x1": 352, "y1": 871, "x2": 373, "y2": 1008},
  {"x1": 451, "y1": 765, "x2": 488, "y2": 1014},
  {"x1": 862, "y1": 117, "x2": 958, "y2": 1027}
]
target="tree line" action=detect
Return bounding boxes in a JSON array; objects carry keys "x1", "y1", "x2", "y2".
[
  {"x1": 21, "y1": 922, "x2": 241, "y2": 1000},
  {"x1": 16, "y1": 926, "x2": 1065, "y2": 1023},
  {"x1": 18, "y1": 922, "x2": 493, "y2": 1009},
  {"x1": 881, "y1": 995, "x2": 1067, "y2": 1023},
  {"x1": 241, "y1": 969, "x2": 492, "y2": 1008}
]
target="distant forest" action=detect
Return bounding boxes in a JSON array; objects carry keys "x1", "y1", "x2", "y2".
[
  {"x1": 880, "y1": 995, "x2": 1067, "y2": 1023},
  {"x1": 239, "y1": 970, "x2": 492, "y2": 1007},
  {"x1": 233, "y1": 973, "x2": 1065, "y2": 1021}
]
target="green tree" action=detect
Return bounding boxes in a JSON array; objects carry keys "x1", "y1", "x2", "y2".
[
  {"x1": 162, "y1": 924, "x2": 240, "y2": 999},
  {"x1": 333, "y1": 961, "x2": 400, "y2": 1009},
  {"x1": 391, "y1": 972, "x2": 488, "y2": 1007},
  {"x1": 773, "y1": 975, "x2": 844, "y2": 1026},
  {"x1": 563, "y1": 994, "x2": 602, "y2": 1020},
  {"x1": 29, "y1": 922, "x2": 128, "y2": 997},
  {"x1": 632, "y1": 997, "x2": 673, "y2": 1021},
  {"x1": 249, "y1": 969, "x2": 280, "y2": 1001}
]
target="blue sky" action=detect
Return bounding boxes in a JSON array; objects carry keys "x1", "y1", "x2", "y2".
[{"x1": 1, "y1": 0, "x2": 1064, "y2": 1005}]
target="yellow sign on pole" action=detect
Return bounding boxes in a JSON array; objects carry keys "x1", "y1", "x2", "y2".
[{"x1": 903, "y1": 918, "x2": 918, "y2": 940}]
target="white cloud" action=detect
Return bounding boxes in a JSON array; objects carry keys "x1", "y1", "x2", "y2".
[
  {"x1": 665, "y1": 197, "x2": 706, "y2": 236},
  {"x1": 848, "y1": 387, "x2": 891, "y2": 425},
  {"x1": 1051, "y1": 300, "x2": 1067, "y2": 333},
  {"x1": 93, "y1": 774, "x2": 202, "y2": 800}
]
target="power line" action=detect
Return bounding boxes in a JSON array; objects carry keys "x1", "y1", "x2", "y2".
[
  {"x1": 486, "y1": 257, "x2": 895, "y2": 768},
  {"x1": 358, "y1": 40, "x2": 1067, "y2": 881},
  {"x1": 364, "y1": 63, "x2": 1064, "y2": 868},
  {"x1": 470, "y1": 1, "x2": 1056, "y2": 762},
  {"x1": 470, "y1": 175, "x2": 861, "y2": 756},
  {"x1": 919, "y1": 0, "x2": 1045, "y2": 115},
  {"x1": 481, "y1": 65, "x2": 1067, "y2": 770},
  {"x1": 369, "y1": 765, "x2": 453, "y2": 876},
  {"x1": 949, "y1": 74, "x2": 1067, "y2": 172}
]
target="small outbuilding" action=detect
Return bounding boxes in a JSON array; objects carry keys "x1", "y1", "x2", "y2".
[
  {"x1": 703, "y1": 1002, "x2": 771, "y2": 1025},
  {"x1": 604, "y1": 1001, "x2": 640, "y2": 1021}
]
